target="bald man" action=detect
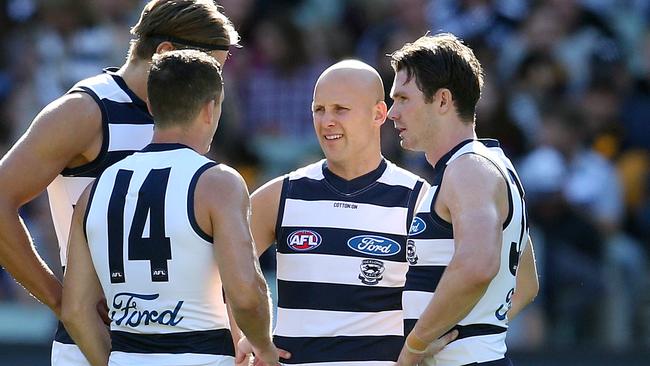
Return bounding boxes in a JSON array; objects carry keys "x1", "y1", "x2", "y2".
[{"x1": 243, "y1": 60, "x2": 435, "y2": 365}]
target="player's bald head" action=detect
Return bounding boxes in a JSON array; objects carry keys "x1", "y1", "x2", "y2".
[{"x1": 314, "y1": 60, "x2": 385, "y2": 102}]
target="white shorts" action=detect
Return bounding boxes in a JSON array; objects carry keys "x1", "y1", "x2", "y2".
[
  {"x1": 52, "y1": 342, "x2": 235, "y2": 366},
  {"x1": 109, "y1": 352, "x2": 235, "y2": 366},
  {"x1": 51, "y1": 341, "x2": 91, "y2": 366}
]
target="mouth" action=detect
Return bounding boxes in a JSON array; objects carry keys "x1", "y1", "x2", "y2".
[
  {"x1": 324, "y1": 134, "x2": 343, "y2": 141},
  {"x1": 396, "y1": 128, "x2": 406, "y2": 137}
]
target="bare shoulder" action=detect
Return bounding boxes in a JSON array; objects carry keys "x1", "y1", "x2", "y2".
[
  {"x1": 0, "y1": 92, "x2": 103, "y2": 204},
  {"x1": 439, "y1": 153, "x2": 508, "y2": 218},
  {"x1": 21, "y1": 91, "x2": 103, "y2": 160},
  {"x1": 249, "y1": 176, "x2": 285, "y2": 253},
  {"x1": 251, "y1": 176, "x2": 284, "y2": 202},
  {"x1": 196, "y1": 164, "x2": 250, "y2": 200},
  {"x1": 443, "y1": 154, "x2": 505, "y2": 194},
  {"x1": 39, "y1": 92, "x2": 101, "y2": 129}
]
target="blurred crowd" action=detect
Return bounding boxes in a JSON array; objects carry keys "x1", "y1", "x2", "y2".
[{"x1": 1, "y1": 0, "x2": 649, "y2": 352}]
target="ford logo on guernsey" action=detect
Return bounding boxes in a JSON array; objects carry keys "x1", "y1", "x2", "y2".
[
  {"x1": 112, "y1": 292, "x2": 184, "y2": 328},
  {"x1": 347, "y1": 235, "x2": 401, "y2": 256},
  {"x1": 287, "y1": 230, "x2": 322, "y2": 251},
  {"x1": 409, "y1": 217, "x2": 426, "y2": 235}
]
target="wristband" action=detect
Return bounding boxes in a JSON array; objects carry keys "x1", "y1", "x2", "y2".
[{"x1": 405, "y1": 332, "x2": 428, "y2": 354}]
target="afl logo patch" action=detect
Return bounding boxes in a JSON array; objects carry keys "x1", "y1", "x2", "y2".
[
  {"x1": 409, "y1": 217, "x2": 426, "y2": 236},
  {"x1": 287, "y1": 230, "x2": 322, "y2": 251},
  {"x1": 347, "y1": 235, "x2": 401, "y2": 256}
]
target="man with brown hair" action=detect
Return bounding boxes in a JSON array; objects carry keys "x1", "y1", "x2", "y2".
[
  {"x1": 0, "y1": 1, "x2": 239, "y2": 365},
  {"x1": 388, "y1": 33, "x2": 538, "y2": 365},
  {"x1": 62, "y1": 49, "x2": 282, "y2": 366}
]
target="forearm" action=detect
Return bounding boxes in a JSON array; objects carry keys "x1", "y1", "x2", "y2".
[
  {"x1": 227, "y1": 300, "x2": 249, "y2": 366},
  {"x1": 410, "y1": 265, "x2": 490, "y2": 343},
  {"x1": 227, "y1": 303, "x2": 244, "y2": 345},
  {"x1": 230, "y1": 279, "x2": 273, "y2": 350},
  {"x1": 0, "y1": 206, "x2": 62, "y2": 315},
  {"x1": 63, "y1": 311, "x2": 110, "y2": 366}
]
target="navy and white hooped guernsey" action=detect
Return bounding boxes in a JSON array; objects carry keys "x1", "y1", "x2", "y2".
[
  {"x1": 403, "y1": 139, "x2": 528, "y2": 366},
  {"x1": 274, "y1": 158, "x2": 427, "y2": 366},
  {"x1": 47, "y1": 68, "x2": 154, "y2": 267},
  {"x1": 46, "y1": 68, "x2": 154, "y2": 361},
  {"x1": 84, "y1": 143, "x2": 234, "y2": 365}
]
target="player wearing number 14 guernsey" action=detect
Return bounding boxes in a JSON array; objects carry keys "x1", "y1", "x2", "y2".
[
  {"x1": 61, "y1": 51, "x2": 282, "y2": 366},
  {"x1": 388, "y1": 33, "x2": 539, "y2": 366}
]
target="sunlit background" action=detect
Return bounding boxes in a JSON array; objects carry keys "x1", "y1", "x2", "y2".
[{"x1": 1, "y1": 0, "x2": 649, "y2": 364}]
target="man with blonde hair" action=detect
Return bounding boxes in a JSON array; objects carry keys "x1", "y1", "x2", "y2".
[{"x1": 0, "y1": 1, "x2": 239, "y2": 364}]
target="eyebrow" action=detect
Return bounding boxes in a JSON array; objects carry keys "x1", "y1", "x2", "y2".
[{"x1": 312, "y1": 103, "x2": 350, "y2": 108}]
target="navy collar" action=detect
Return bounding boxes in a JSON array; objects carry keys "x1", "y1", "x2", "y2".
[
  {"x1": 141, "y1": 143, "x2": 191, "y2": 152},
  {"x1": 322, "y1": 159, "x2": 387, "y2": 195},
  {"x1": 479, "y1": 138, "x2": 500, "y2": 148}
]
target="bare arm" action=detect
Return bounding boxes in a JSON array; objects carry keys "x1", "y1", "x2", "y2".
[
  {"x1": 400, "y1": 155, "x2": 507, "y2": 364},
  {"x1": 250, "y1": 176, "x2": 284, "y2": 256},
  {"x1": 195, "y1": 165, "x2": 278, "y2": 364},
  {"x1": 61, "y1": 185, "x2": 110, "y2": 366},
  {"x1": 230, "y1": 176, "x2": 287, "y2": 364},
  {"x1": 0, "y1": 93, "x2": 102, "y2": 315},
  {"x1": 508, "y1": 236, "x2": 538, "y2": 321}
]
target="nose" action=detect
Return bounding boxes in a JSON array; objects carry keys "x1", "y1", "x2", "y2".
[{"x1": 316, "y1": 110, "x2": 337, "y2": 128}]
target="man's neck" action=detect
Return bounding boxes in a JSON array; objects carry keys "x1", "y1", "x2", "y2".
[
  {"x1": 326, "y1": 154, "x2": 383, "y2": 181},
  {"x1": 424, "y1": 125, "x2": 476, "y2": 167},
  {"x1": 151, "y1": 127, "x2": 204, "y2": 155},
  {"x1": 116, "y1": 58, "x2": 150, "y2": 103}
]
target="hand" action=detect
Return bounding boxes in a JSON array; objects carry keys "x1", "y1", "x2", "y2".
[
  {"x1": 396, "y1": 330, "x2": 458, "y2": 366},
  {"x1": 235, "y1": 349, "x2": 252, "y2": 366},
  {"x1": 236, "y1": 336, "x2": 253, "y2": 364},
  {"x1": 236, "y1": 336, "x2": 291, "y2": 366}
]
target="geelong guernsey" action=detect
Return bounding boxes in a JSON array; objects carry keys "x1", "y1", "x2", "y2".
[
  {"x1": 274, "y1": 158, "x2": 426, "y2": 365},
  {"x1": 403, "y1": 139, "x2": 528, "y2": 366},
  {"x1": 47, "y1": 68, "x2": 154, "y2": 267},
  {"x1": 47, "y1": 69, "x2": 154, "y2": 350},
  {"x1": 84, "y1": 143, "x2": 234, "y2": 365}
]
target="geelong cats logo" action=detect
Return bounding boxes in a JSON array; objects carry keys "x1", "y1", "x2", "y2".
[
  {"x1": 358, "y1": 259, "x2": 385, "y2": 285},
  {"x1": 406, "y1": 239, "x2": 418, "y2": 265}
]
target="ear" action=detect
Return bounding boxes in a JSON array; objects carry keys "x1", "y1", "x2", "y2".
[
  {"x1": 198, "y1": 99, "x2": 215, "y2": 126},
  {"x1": 374, "y1": 101, "x2": 388, "y2": 127},
  {"x1": 437, "y1": 88, "x2": 453, "y2": 114},
  {"x1": 155, "y1": 41, "x2": 176, "y2": 55},
  {"x1": 145, "y1": 100, "x2": 153, "y2": 116}
]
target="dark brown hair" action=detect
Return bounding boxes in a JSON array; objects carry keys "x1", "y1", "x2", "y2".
[
  {"x1": 390, "y1": 33, "x2": 484, "y2": 123},
  {"x1": 147, "y1": 49, "x2": 223, "y2": 127}
]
